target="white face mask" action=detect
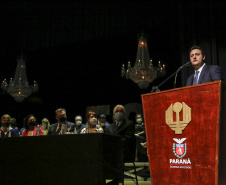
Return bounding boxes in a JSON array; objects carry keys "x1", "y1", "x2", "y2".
[
  {"x1": 136, "y1": 118, "x2": 143, "y2": 124},
  {"x1": 100, "y1": 122, "x2": 106, "y2": 127},
  {"x1": 76, "y1": 121, "x2": 82, "y2": 126},
  {"x1": 90, "y1": 118, "x2": 97, "y2": 125},
  {"x1": 114, "y1": 112, "x2": 124, "y2": 122}
]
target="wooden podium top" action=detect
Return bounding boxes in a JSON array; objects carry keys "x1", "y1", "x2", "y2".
[{"x1": 142, "y1": 80, "x2": 222, "y2": 97}]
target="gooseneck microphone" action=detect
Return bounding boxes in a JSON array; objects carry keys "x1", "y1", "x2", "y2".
[
  {"x1": 174, "y1": 61, "x2": 190, "y2": 88},
  {"x1": 151, "y1": 61, "x2": 191, "y2": 93}
]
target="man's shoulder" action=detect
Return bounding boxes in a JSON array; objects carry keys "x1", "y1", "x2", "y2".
[
  {"x1": 67, "y1": 122, "x2": 76, "y2": 129},
  {"x1": 49, "y1": 123, "x2": 57, "y2": 128},
  {"x1": 108, "y1": 122, "x2": 116, "y2": 127},
  {"x1": 67, "y1": 121, "x2": 75, "y2": 125},
  {"x1": 208, "y1": 65, "x2": 221, "y2": 71}
]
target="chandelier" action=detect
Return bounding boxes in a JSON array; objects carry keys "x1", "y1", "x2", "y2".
[
  {"x1": 121, "y1": 34, "x2": 166, "y2": 89},
  {"x1": 1, "y1": 56, "x2": 39, "y2": 102}
]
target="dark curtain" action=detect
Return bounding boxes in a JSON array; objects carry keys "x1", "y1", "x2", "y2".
[
  {"x1": 0, "y1": 1, "x2": 225, "y2": 126},
  {"x1": 179, "y1": 2, "x2": 226, "y2": 86}
]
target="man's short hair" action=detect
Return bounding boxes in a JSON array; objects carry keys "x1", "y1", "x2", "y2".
[
  {"x1": 190, "y1": 46, "x2": 205, "y2": 56},
  {"x1": 136, "y1": 114, "x2": 142, "y2": 119},
  {"x1": 75, "y1": 115, "x2": 82, "y2": 120},
  {"x1": 99, "y1": 114, "x2": 106, "y2": 118},
  {"x1": 55, "y1": 108, "x2": 66, "y2": 116},
  {"x1": 113, "y1": 105, "x2": 126, "y2": 114}
]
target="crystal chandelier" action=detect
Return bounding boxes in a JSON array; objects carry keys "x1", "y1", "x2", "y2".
[
  {"x1": 1, "y1": 56, "x2": 39, "y2": 102},
  {"x1": 121, "y1": 34, "x2": 166, "y2": 89}
]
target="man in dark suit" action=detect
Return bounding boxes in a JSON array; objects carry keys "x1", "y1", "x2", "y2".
[
  {"x1": 106, "y1": 105, "x2": 135, "y2": 185},
  {"x1": 186, "y1": 46, "x2": 221, "y2": 86},
  {"x1": 47, "y1": 108, "x2": 75, "y2": 135}
]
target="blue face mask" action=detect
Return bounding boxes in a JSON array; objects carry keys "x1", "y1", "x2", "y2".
[{"x1": 114, "y1": 112, "x2": 124, "y2": 122}]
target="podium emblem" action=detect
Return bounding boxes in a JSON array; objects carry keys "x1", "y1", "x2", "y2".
[
  {"x1": 165, "y1": 102, "x2": 191, "y2": 134},
  {"x1": 173, "y1": 138, "x2": 187, "y2": 158}
]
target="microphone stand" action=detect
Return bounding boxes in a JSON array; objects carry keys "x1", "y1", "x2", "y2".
[
  {"x1": 151, "y1": 70, "x2": 179, "y2": 93},
  {"x1": 151, "y1": 61, "x2": 190, "y2": 93}
]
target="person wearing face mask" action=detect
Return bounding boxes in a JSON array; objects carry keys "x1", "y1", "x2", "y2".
[
  {"x1": 80, "y1": 112, "x2": 103, "y2": 134},
  {"x1": 48, "y1": 108, "x2": 75, "y2": 135},
  {"x1": 74, "y1": 115, "x2": 85, "y2": 134},
  {"x1": 0, "y1": 114, "x2": 19, "y2": 138},
  {"x1": 135, "y1": 114, "x2": 145, "y2": 136},
  {"x1": 10, "y1": 118, "x2": 20, "y2": 136},
  {"x1": 134, "y1": 114, "x2": 147, "y2": 162},
  {"x1": 98, "y1": 114, "x2": 110, "y2": 133},
  {"x1": 21, "y1": 114, "x2": 44, "y2": 136},
  {"x1": 106, "y1": 105, "x2": 135, "y2": 185},
  {"x1": 41, "y1": 118, "x2": 50, "y2": 135}
]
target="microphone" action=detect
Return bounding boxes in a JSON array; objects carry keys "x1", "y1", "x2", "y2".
[
  {"x1": 150, "y1": 61, "x2": 190, "y2": 93},
  {"x1": 178, "y1": 61, "x2": 190, "y2": 69},
  {"x1": 174, "y1": 61, "x2": 190, "y2": 88}
]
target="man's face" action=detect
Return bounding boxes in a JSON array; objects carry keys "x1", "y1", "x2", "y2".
[
  {"x1": 114, "y1": 107, "x2": 124, "y2": 116},
  {"x1": 190, "y1": 49, "x2": 205, "y2": 69},
  {"x1": 75, "y1": 117, "x2": 82, "y2": 123},
  {"x1": 56, "y1": 111, "x2": 66, "y2": 122}
]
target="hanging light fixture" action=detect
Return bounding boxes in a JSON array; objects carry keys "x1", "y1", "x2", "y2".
[
  {"x1": 1, "y1": 55, "x2": 39, "y2": 102},
  {"x1": 121, "y1": 33, "x2": 166, "y2": 89}
]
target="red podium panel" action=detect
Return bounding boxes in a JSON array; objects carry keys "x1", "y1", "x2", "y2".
[{"x1": 142, "y1": 81, "x2": 226, "y2": 185}]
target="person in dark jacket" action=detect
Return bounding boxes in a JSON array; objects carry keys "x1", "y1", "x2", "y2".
[{"x1": 186, "y1": 46, "x2": 221, "y2": 86}]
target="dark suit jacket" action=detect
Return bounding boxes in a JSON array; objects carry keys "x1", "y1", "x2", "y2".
[
  {"x1": 47, "y1": 121, "x2": 76, "y2": 135},
  {"x1": 106, "y1": 119, "x2": 135, "y2": 161},
  {"x1": 186, "y1": 64, "x2": 221, "y2": 86}
]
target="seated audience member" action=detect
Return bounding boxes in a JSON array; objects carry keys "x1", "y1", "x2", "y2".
[
  {"x1": 22, "y1": 114, "x2": 44, "y2": 136},
  {"x1": 0, "y1": 114, "x2": 19, "y2": 138},
  {"x1": 106, "y1": 105, "x2": 135, "y2": 185},
  {"x1": 98, "y1": 114, "x2": 110, "y2": 133},
  {"x1": 74, "y1": 115, "x2": 85, "y2": 134},
  {"x1": 134, "y1": 114, "x2": 147, "y2": 161},
  {"x1": 10, "y1": 117, "x2": 20, "y2": 136},
  {"x1": 48, "y1": 108, "x2": 75, "y2": 135},
  {"x1": 80, "y1": 112, "x2": 103, "y2": 134},
  {"x1": 41, "y1": 118, "x2": 50, "y2": 135},
  {"x1": 20, "y1": 123, "x2": 26, "y2": 136}
]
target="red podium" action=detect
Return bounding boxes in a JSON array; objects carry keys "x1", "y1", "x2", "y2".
[{"x1": 142, "y1": 81, "x2": 226, "y2": 185}]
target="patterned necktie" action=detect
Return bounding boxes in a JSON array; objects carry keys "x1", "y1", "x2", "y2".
[{"x1": 193, "y1": 71, "x2": 199, "y2": 85}]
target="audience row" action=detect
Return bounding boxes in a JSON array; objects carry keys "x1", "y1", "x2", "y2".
[
  {"x1": 0, "y1": 105, "x2": 147, "y2": 162},
  {"x1": 0, "y1": 108, "x2": 112, "y2": 137}
]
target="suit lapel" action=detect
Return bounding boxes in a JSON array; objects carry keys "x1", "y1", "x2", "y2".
[
  {"x1": 113, "y1": 123, "x2": 118, "y2": 133},
  {"x1": 189, "y1": 75, "x2": 194, "y2": 86},
  {"x1": 53, "y1": 123, "x2": 59, "y2": 134},
  {"x1": 114, "y1": 120, "x2": 126, "y2": 134}
]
